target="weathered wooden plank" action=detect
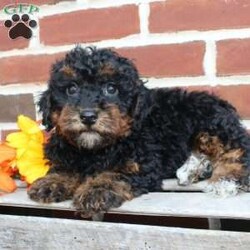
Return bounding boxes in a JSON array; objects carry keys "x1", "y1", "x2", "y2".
[
  {"x1": 1, "y1": 188, "x2": 250, "y2": 219},
  {"x1": 162, "y1": 179, "x2": 207, "y2": 191},
  {"x1": 0, "y1": 215, "x2": 249, "y2": 250},
  {"x1": 0, "y1": 188, "x2": 72, "y2": 210},
  {"x1": 113, "y1": 192, "x2": 250, "y2": 219}
]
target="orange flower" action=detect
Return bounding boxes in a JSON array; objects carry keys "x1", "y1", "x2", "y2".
[
  {"x1": 0, "y1": 144, "x2": 17, "y2": 193},
  {"x1": 0, "y1": 169, "x2": 17, "y2": 193},
  {"x1": 0, "y1": 143, "x2": 15, "y2": 161},
  {"x1": 6, "y1": 115, "x2": 49, "y2": 184}
]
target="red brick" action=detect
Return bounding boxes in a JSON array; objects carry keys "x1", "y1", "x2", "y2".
[
  {"x1": 0, "y1": 20, "x2": 29, "y2": 51},
  {"x1": 40, "y1": 5, "x2": 139, "y2": 46},
  {"x1": 150, "y1": 0, "x2": 250, "y2": 33},
  {"x1": 217, "y1": 85, "x2": 250, "y2": 119},
  {"x1": 217, "y1": 39, "x2": 250, "y2": 76},
  {"x1": 117, "y1": 43, "x2": 205, "y2": 77},
  {"x1": 186, "y1": 85, "x2": 250, "y2": 118},
  {"x1": 0, "y1": 53, "x2": 65, "y2": 84}
]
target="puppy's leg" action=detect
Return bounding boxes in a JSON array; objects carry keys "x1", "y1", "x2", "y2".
[
  {"x1": 195, "y1": 132, "x2": 248, "y2": 197},
  {"x1": 73, "y1": 172, "x2": 134, "y2": 218},
  {"x1": 28, "y1": 173, "x2": 81, "y2": 203},
  {"x1": 177, "y1": 153, "x2": 212, "y2": 186}
]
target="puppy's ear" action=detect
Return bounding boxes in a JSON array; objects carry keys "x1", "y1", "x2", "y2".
[
  {"x1": 38, "y1": 89, "x2": 53, "y2": 131},
  {"x1": 132, "y1": 84, "x2": 152, "y2": 129}
]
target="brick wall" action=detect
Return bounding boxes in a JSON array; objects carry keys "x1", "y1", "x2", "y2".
[{"x1": 0, "y1": 0, "x2": 250, "y2": 139}]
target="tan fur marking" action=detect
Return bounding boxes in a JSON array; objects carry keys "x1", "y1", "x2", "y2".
[
  {"x1": 122, "y1": 162, "x2": 140, "y2": 174},
  {"x1": 99, "y1": 63, "x2": 115, "y2": 75},
  {"x1": 211, "y1": 149, "x2": 244, "y2": 182},
  {"x1": 60, "y1": 65, "x2": 76, "y2": 77},
  {"x1": 195, "y1": 132, "x2": 224, "y2": 157},
  {"x1": 57, "y1": 106, "x2": 83, "y2": 133},
  {"x1": 56, "y1": 105, "x2": 85, "y2": 146},
  {"x1": 195, "y1": 132, "x2": 245, "y2": 181},
  {"x1": 94, "y1": 105, "x2": 133, "y2": 138}
]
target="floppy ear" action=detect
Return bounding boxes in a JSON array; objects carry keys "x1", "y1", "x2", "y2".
[
  {"x1": 38, "y1": 89, "x2": 53, "y2": 131},
  {"x1": 132, "y1": 84, "x2": 152, "y2": 130}
]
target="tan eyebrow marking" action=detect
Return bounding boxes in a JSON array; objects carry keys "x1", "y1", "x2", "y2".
[{"x1": 60, "y1": 65, "x2": 76, "y2": 77}]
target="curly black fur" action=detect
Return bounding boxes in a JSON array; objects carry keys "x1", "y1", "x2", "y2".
[{"x1": 29, "y1": 46, "x2": 250, "y2": 216}]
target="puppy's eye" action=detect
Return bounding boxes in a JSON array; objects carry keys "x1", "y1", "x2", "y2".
[
  {"x1": 66, "y1": 83, "x2": 79, "y2": 96},
  {"x1": 104, "y1": 83, "x2": 118, "y2": 96}
]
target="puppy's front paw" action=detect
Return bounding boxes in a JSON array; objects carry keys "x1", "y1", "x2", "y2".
[
  {"x1": 28, "y1": 174, "x2": 77, "y2": 203},
  {"x1": 73, "y1": 172, "x2": 133, "y2": 218},
  {"x1": 73, "y1": 187, "x2": 126, "y2": 218}
]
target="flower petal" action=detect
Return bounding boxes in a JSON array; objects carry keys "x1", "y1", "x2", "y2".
[
  {"x1": 0, "y1": 144, "x2": 16, "y2": 163},
  {"x1": 30, "y1": 131, "x2": 45, "y2": 144},
  {"x1": 23, "y1": 164, "x2": 49, "y2": 184},
  {"x1": 0, "y1": 170, "x2": 17, "y2": 193},
  {"x1": 16, "y1": 148, "x2": 27, "y2": 159},
  {"x1": 17, "y1": 115, "x2": 41, "y2": 134},
  {"x1": 6, "y1": 132, "x2": 29, "y2": 148},
  {"x1": 17, "y1": 158, "x2": 49, "y2": 184},
  {"x1": 4, "y1": 115, "x2": 49, "y2": 186},
  {"x1": 17, "y1": 155, "x2": 49, "y2": 176},
  {"x1": 0, "y1": 160, "x2": 16, "y2": 176}
]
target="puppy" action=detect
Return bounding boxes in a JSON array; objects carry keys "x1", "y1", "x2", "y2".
[{"x1": 28, "y1": 47, "x2": 250, "y2": 217}]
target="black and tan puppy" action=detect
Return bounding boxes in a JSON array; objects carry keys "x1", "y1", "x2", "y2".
[{"x1": 28, "y1": 46, "x2": 250, "y2": 217}]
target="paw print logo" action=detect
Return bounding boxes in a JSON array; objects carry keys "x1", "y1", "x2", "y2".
[{"x1": 4, "y1": 14, "x2": 37, "y2": 39}]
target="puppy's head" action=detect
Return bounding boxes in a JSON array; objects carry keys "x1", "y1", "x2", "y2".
[{"x1": 39, "y1": 47, "x2": 144, "y2": 149}]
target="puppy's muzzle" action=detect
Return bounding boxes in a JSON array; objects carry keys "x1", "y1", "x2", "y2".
[{"x1": 80, "y1": 109, "x2": 98, "y2": 125}]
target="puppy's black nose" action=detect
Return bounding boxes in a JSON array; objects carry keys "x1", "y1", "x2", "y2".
[{"x1": 80, "y1": 110, "x2": 98, "y2": 125}]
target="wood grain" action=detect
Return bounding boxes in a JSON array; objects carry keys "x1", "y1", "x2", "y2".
[{"x1": 1, "y1": 215, "x2": 250, "y2": 250}]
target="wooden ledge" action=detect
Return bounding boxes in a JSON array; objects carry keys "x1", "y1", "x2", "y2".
[
  {"x1": 1, "y1": 179, "x2": 250, "y2": 220},
  {"x1": 0, "y1": 214, "x2": 250, "y2": 250}
]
